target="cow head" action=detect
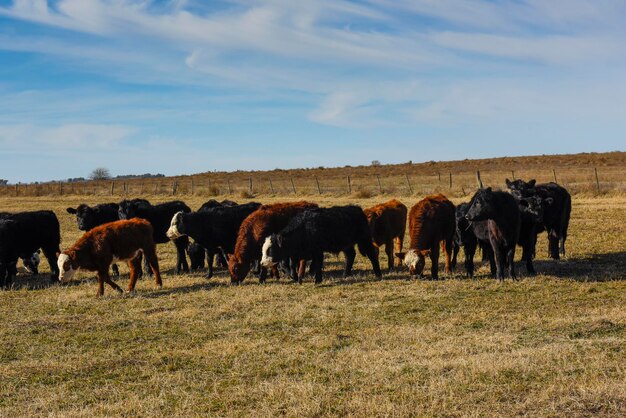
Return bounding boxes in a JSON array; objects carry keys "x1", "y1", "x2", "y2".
[
  {"x1": 465, "y1": 187, "x2": 496, "y2": 222},
  {"x1": 57, "y1": 253, "x2": 79, "y2": 282},
  {"x1": 228, "y1": 255, "x2": 249, "y2": 284},
  {"x1": 505, "y1": 178, "x2": 537, "y2": 199},
  {"x1": 395, "y1": 249, "x2": 426, "y2": 276},
  {"x1": 23, "y1": 250, "x2": 41, "y2": 275},
  {"x1": 166, "y1": 211, "x2": 186, "y2": 240},
  {"x1": 518, "y1": 195, "x2": 548, "y2": 224},
  {"x1": 260, "y1": 234, "x2": 283, "y2": 268},
  {"x1": 118, "y1": 198, "x2": 151, "y2": 220},
  {"x1": 66, "y1": 204, "x2": 96, "y2": 231}
]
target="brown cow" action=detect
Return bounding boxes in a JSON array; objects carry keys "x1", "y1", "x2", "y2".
[
  {"x1": 228, "y1": 201, "x2": 318, "y2": 284},
  {"x1": 364, "y1": 199, "x2": 407, "y2": 271},
  {"x1": 396, "y1": 194, "x2": 455, "y2": 280},
  {"x1": 57, "y1": 218, "x2": 162, "y2": 297}
]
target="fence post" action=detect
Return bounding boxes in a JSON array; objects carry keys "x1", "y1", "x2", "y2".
[
  {"x1": 449, "y1": 173, "x2": 452, "y2": 189},
  {"x1": 315, "y1": 176, "x2": 322, "y2": 194},
  {"x1": 438, "y1": 172, "x2": 441, "y2": 182},
  {"x1": 111, "y1": 182, "x2": 114, "y2": 195},
  {"x1": 248, "y1": 178, "x2": 253, "y2": 193},
  {"x1": 172, "y1": 181, "x2": 177, "y2": 195},
  {"x1": 191, "y1": 179, "x2": 194, "y2": 195},
  {"x1": 347, "y1": 176, "x2": 352, "y2": 193},
  {"x1": 376, "y1": 174, "x2": 383, "y2": 193},
  {"x1": 553, "y1": 169, "x2": 557, "y2": 184},
  {"x1": 290, "y1": 177, "x2": 297, "y2": 194},
  {"x1": 269, "y1": 178, "x2": 274, "y2": 194},
  {"x1": 511, "y1": 170, "x2": 515, "y2": 180},
  {"x1": 475, "y1": 170, "x2": 484, "y2": 188},
  {"x1": 405, "y1": 174, "x2": 413, "y2": 194},
  {"x1": 15, "y1": 184, "x2": 18, "y2": 196},
  {"x1": 227, "y1": 179, "x2": 232, "y2": 194},
  {"x1": 59, "y1": 182, "x2": 63, "y2": 196},
  {"x1": 594, "y1": 167, "x2": 600, "y2": 192},
  {"x1": 140, "y1": 183, "x2": 144, "y2": 195},
  {"x1": 154, "y1": 183, "x2": 159, "y2": 194}
]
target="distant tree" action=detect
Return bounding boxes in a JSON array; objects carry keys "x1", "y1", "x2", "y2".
[
  {"x1": 371, "y1": 160, "x2": 381, "y2": 167},
  {"x1": 89, "y1": 167, "x2": 111, "y2": 180},
  {"x1": 0, "y1": 179, "x2": 8, "y2": 185}
]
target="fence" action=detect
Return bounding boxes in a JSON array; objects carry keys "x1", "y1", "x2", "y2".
[{"x1": 1, "y1": 166, "x2": 624, "y2": 198}]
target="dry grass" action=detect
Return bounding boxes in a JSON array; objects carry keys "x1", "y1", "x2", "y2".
[{"x1": 0, "y1": 193, "x2": 624, "y2": 417}]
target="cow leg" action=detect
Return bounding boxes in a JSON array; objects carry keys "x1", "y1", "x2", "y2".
[
  {"x1": 451, "y1": 241, "x2": 459, "y2": 271},
  {"x1": 548, "y1": 231, "x2": 560, "y2": 260},
  {"x1": 41, "y1": 246, "x2": 60, "y2": 282},
  {"x1": 217, "y1": 250, "x2": 228, "y2": 268},
  {"x1": 206, "y1": 249, "x2": 215, "y2": 279},
  {"x1": 142, "y1": 251, "x2": 152, "y2": 277},
  {"x1": 507, "y1": 245, "x2": 517, "y2": 280},
  {"x1": 0, "y1": 263, "x2": 7, "y2": 289},
  {"x1": 442, "y1": 238, "x2": 452, "y2": 274},
  {"x1": 384, "y1": 240, "x2": 394, "y2": 271},
  {"x1": 174, "y1": 236, "x2": 189, "y2": 274},
  {"x1": 98, "y1": 270, "x2": 123, "y2": 296},
  {"x1": 491, "y1": 241, "x2": 505, "y2": 281},
  {"x1": 127, "y1": 257, "x2": 142, "y2": 293},
  {"x1": 111, "y1": 263, "x2": 120, "y2": 277},
  {"x1": 342, "y1": 247, "x2": 356, "y2": 278},
  {"x1": 312, "y1": 252, "x2": 324, "y2": 284},
  {"x1": 359, "y1": 239, "x2": 382, "y2": 279},
  {"x1": 143, "y1": 246, "x2": 163, "y2": 289},
  {"x1": 430, "y1": 244, "x2": 440, "y2": 280},
  {"x1": 290, "y1": 257, "x2": 302, "y2": 284},
  {"x1": 259, "y1": 266, "x2": 268, "y2": 284},
  {"x1": 522, "y1": 242, "x2": 536, "y2": 276},
  {"x1": 297, "y1": 259, "x2": 307, "y2": 278},
  {"x1": 394, "y1": 235, "x2": 404, "y2": 268},
  {"x1": 271, "y1": 265, "x2": 280, "y2": 280},
  {"x1": 465, "y1": 239, "x2": 477, "y2": 279}
]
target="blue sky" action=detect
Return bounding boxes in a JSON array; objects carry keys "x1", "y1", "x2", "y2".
[{"x1": 0, "y1": 0, "x2": 625, "y2": 183}]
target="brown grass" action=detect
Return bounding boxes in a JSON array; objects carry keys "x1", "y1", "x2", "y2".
[{"x1": 0, "y1": 192, "x2": 625, "y2": 416}]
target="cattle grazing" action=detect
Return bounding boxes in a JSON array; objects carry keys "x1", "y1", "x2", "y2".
[
  {"x1": 0, "y1": 211, "x2": 61, "y2": 288},
  {"x1": 506, "y1": 179, "x2": 571, "y2": 259},
  {"x1": 118, "y1": 199, "x2": 191, "y2": 274},
  {"x1": 167, "y1": 202, "x2": 262, "y2": 278},
  {"x1": 261, "y1": 205, "x2": 382, "y2": 284},
  {"x1": 66, "y1": 202, "x2": 121, "y2": 276},
  {"x1": 465, "y1": 188, "x2": 521, "y2": 280},
  {"x1": 228, "y1": 201, "x2": 318, "y2": 284},
  {"x1": 396, "y1": 194, "x2": 455, "y2": 280},
  {"x1": 58, "y1": 218, "x2": 162, "y2": 297},
  {"x1": 363, "y1": 199, "x2": 407, "y2": 271}
]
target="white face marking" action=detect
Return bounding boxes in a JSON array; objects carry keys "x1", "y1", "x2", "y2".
[
  {"x1": 403, "y1": 249, "x2": 420, "y2": 270},
  {"x1": 57, "y1": 253, "x2": 77, "y2": 282},
  {"x1": 260, "y1": 236, "x2": 276, "y2": 268},
  {"x1": 166, "y1": 211, "x2": 184, "y2": 240}
]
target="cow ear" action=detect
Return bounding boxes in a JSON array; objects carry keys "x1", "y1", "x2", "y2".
[
  {"x1": 528, "y1": 179, "x2": 536, "y2": 187},
  {"x1": 505, "y1": 178, "x2": 511, "y2": 187},
  {"x1": 544, "y1": 197, "x2": 554, "y2": 205},
  {"x1": 395, "y1": 252, "x2": 406, "y2": 260},
  {"x1": 485, "y1": 187, "x2": 492, "y2": 193},
  {"x1": 66, "y1": 207, "x2": 77, "y2": 214}
]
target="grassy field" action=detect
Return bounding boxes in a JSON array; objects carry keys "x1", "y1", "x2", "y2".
[{"x1": 0, "y1": 193, "x2": 624, "y2": 416}]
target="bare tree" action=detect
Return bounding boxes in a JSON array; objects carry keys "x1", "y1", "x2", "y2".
[{"x1": 89, "y1": 167, "x2": 111, "y2": 180}]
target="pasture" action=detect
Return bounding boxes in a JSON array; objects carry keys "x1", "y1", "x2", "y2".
[{"x1": 0, "y1": 193, "x2": 624, "y2": 416}]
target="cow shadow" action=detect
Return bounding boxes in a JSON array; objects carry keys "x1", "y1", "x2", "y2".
[{"x1": 529, "y1": 251, "x2": 626, "y2": 282}]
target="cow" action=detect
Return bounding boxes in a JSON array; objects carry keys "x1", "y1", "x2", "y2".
[
  {"x1": 118, "y1": 199, "x2": 191, "y2": 274},
  {"x1": 396, "y1": 194, "x2": 455, "y2": 280},
  {"x1": 228, "y1": 201, "x2": 318, "y2": 284},
  {"x1": 465, "y1": 188, "x2": 521, "y2": 281},
  {"x1": 451, "y1": 203, "x2": 480, "y2": 278},
  {"x1": 0, "y1": 212, "x2": 41, "y2": 277},
  {"x1": 66, "y1": 203, "x2": 121, "y2": 276},
  {"x1": 363, "y1": 199, "x2": 407, "y2": 271},
  {"x1": 515, "y1": 194, "x2": 552, "y2": 275},
  {"x1": 167, "y1": 202, "x2": 262, "y2": 278},
  {"x1": 0, "y1": 211, "x2": 61, "y2": 288},
  {"x1": 196, "y1": 199, "x2": 239, "y2": 268},
  {"x1": 506, "y1": 179, "x2": 571, "y2": 259},
  {"x1": 58, "y1": 218, "x2": 162, "y2": 297},
  {"x1": 261, "y1": 205, "x2": 382, "y2": 284},
  {"x1": 188, "y1": 242, "x2": 206, "y2": 271}
]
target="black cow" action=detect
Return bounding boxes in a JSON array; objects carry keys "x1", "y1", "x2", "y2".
[
  {"x1": 451, "y1": 203, "x2": 480, "y2": 278},
  {"x1": 466, "y1": 188, "x2": 520, "y2": 281},
  {"x1": 66, "y1": 203, "x2": 121, "y2": 276},
  {"x1": 506, "y1": 179, "x2": 571, "y2": 259},
  {"x1": 118, "y1": 199, "x2": 191, "y2": 274},
  {"x1": 261, "y1": 205, "x2": 382, "y2": 284},
  {"x1": 167, "y1": 202, "x2": 261, "y2": 278},
  {"x1": 0, "y1": 212, "x2": 41, "y2": 276},
  {"x1": 515, "y1": 195, "x2": 551, "y2": 275},
  {"x1": 198, "y1": 199, "x2": 238, "y2": 212},
  {"x1": 188, "y1": 242, "x2": 206, "y2": 271},
  {"x1": 0, "y1": 211, "x2": 61, "y2": 287}
]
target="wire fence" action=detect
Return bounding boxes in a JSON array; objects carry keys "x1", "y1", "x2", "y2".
[{"x1": 1, "y1": 166, "x2": 624, "y2": 198}]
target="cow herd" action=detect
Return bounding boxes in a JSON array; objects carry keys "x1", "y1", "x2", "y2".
[{"x1": 0, "y1": 179, "x2": 571, "y2": 296}]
